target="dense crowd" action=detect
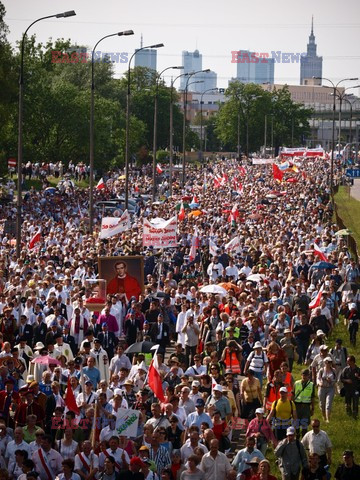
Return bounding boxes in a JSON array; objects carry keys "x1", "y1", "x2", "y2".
[{"x1": 0, "y1": 156, "x2": 360, "y2": 480}]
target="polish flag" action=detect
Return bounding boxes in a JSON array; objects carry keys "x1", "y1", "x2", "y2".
[
  {"x1": 313, "y1": 243, "x2": 328, "y2": 262},
  {"x1": 65, "y1": 376, "x2": 80, "y2": 415},
  {"x1": 148, "y1": 348, "x2": 165, "y2": 403},
  {"x1": 189, "y1": 227, "x2": 200, "y2": 262},
  {"x1": 272, "y1": 164, "x2": 284, "y2": 182},
  {"x1": 178, "y1": 202, "x2": 185, "y2": 221},
  {"x1": 156, "y1": 163, "x2": 163, "y2": 174},
  {"x1": 309, "y1": 288, "x2": 323, "y2": 309},
  {"x1": 229, "y1": 204, "x2": 240, "y2": 224},
  {"x1": 96, "y1": 178, "x2": 105, "y2": 190},
  {"x1": 238, "y1": 166, "x2": 246, "y2": 176},
  {"x1": 191, "y1": 195, "x2": 198, "y2": 204},
  {"x1": 29, "y1": 229, "x2": 41, "y2": 249}
]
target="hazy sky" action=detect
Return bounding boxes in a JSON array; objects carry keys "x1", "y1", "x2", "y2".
[{"x1": 4, "y1": 0, "x2": 360, "y2": 90}]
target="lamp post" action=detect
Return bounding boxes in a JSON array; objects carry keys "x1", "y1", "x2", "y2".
[
  {"x1": 125, "y1": 42, "x2": 164, "y2": 209},
  {"x1": 314, "y1": 76, "x2": 358, "y2": 196},
  {"x1": 16, "y1": 10, "x2": 76, "y2": 258},
  {"x1": 200, "y1": 87, "x2": 218, "y2": 161},
  {"x1": 245, "y1": 94, "x2": 259, "y2": 157},
  {"x1": 181, "y1": 69, "x2": 210, "y2": 187},
  {"x1": 152, "y1": 65, "x2": 183, "y2": 202},
  {"x1": 89, "y1": 30, "x2": 133, "y2": 233},
  {"x1": 169, "y1": 72, "x2": 191, "y2": 197}
]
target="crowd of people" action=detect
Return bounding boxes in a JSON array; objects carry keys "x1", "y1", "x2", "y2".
[{"x1": 0, "y1": 155, "x2": 360, "y2": 480}]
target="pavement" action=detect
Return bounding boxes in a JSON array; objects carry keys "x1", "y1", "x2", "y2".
[{"x1": 350, "y1": 178, "x2": 360, "y2": 201}]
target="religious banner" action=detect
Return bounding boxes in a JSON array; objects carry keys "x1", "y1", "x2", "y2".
[
  {"x1": 115, "y1": 408, "x2": 140, "y2": 438},
  {"x1": 98, "y1": 256, "x2": 144, "y2": 300},
  {"x1": 99, "y1": 210, "x2": 130, "y2": 239},
  {"x1": 143, "y1": 216, "x2": 178, "y2": 248}
]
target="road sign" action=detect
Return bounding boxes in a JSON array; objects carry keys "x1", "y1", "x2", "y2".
[
  {"x1": 346, "y1": 168, "x2": 360, "y2": 178},
  {"x1": 7, "y1": 158, "x2": 16, "y2": 168}
]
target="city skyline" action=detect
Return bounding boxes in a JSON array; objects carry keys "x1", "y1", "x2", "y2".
[{"x1": 4, "y1": 0, "x2": 360, "y2": 92}]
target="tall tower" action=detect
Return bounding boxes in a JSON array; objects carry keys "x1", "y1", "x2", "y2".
[{"x1": 300, "y1": 16, "x2": 323, "y2": 85}]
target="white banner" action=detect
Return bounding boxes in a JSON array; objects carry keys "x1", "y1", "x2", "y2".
[
  {"x1": 225, "y1": 236, "x2": 241, "y2": 253},
  {"x1": 143, "y1": 216, "x2": 177, "y2": 248},
  {"x1": 99, "y1": 210, "x2": 130, "y2": 239},
  {"x1": 115, "y1": 408, "x2": 140, "y2": 438},
  {"x1": 252, "y1": 158, "x2": 274, "y2": 165}
]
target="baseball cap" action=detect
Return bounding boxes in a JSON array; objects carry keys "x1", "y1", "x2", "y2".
[
  {"x1": 255, "y1": 408, "x2": 264, "y2": 415},
  {"x1": 130, "y1": 457, "x2": 144, "y2": 468},
  {"x1": 195, "y1": 399, "x2": 205, "y2": 407},
  {"x1": 316, "y1": 330, "x2": 325, "y2": 337},
  {"x1": 319, "y1": 345, "x2": 328, "y2": 351},
  {"x1": 139, "y1": 446, "x2": 150, "y2": 451},
  {"x1": 192, "y1": 380, "x2": 200, "y2": 387},
  {"x1": 286, "y1": 426, "x2": 295, "y2": 435},
  {"x1": 280, "y1": 387, "x2": 288, "y2": 393}
]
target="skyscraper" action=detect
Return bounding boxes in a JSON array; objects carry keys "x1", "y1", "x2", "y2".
[
  {"x1": 300, "y1": 16, "x2": 323, "y2": 85},
  {"x1": 180, "y1": 50, "x2": 202, "y2": 90},
  {"x1": 235, "y1": 50, "x2": 274, "y2": 84},
  {"x1": 134, "y1": 48, "x2": 157, "y2": 71}
]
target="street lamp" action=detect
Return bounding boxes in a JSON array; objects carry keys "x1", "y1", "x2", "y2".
[
  {"x1": 16, "y1": 10, "x2": 76, "y2": 258},
  {"x1": 89, "y1": 30, "x2": 133, "y2": 233},
  {"x1": 152, "y1": 65, "x2": 183, "y2": 202},
  {"x1": 181, "y1": 69, "x2": 210, "y2": 187},
  {"x1": 330, "y1": 85, "x2": 360, "y2": 152},
  {"x1": 314, "y1": 76, "x2": 358, "y2": 196},
  {"x1": 125, "y1": 42, "x2": 164, "y2": 209},
  {"x1": 200, "y1": 87, "x2": 218, "y2": 161},
  {"x1": 245, "y1": 95, "x2": 259, "y2": 157},
  {"x1": 169, "y1": 72, "x2": 191, "y2": 197}
]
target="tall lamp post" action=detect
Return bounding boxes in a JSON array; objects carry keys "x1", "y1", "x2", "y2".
[
  {"x1": 125, "y1": 42, "x2": 164, "y2": 209},
  {"x1": 330, "y1": 86, "x2": 360, "y2": 152},
  {"x1": 152, "y1": 65, "x2": 183, "y2": 202},
  {"x1": 16, "y1": 10, "x2": 76, "y2": 258},
  {"x1": 200, "y1": 87, "x2": 218, "y2": 161},
  {"x1": 169, "y1": 72, "x2": 191, "y2": 197},
  {"x1": 182, "y1": 69, "x2": 210, "y2": 187},
  {"x1": 89, "y1": 30, "x2": 133, "y2": 233},
  {"x1": 314, "y1": 76, "x2": 358, "y2": 196}
]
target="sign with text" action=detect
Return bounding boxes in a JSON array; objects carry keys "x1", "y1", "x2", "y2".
[
  {"x1": 115, "y1": 408, "x2": 140, "y2": 438},
  {"x1": 99, "y1": 210, "x2": 130, "y2": 239},
  {"x1": 143, "y1": 216, "x2": 178, "y2": 248}
]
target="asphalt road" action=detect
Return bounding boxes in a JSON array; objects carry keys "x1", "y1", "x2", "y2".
[{"x1": 350, "y1": 178, "x2": 360, "y2": 201}]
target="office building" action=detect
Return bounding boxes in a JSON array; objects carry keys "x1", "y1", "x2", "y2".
[
  {"x1": 236, "y1": 50, "x2": 274, "y2": 84},
  {"x1": 300, "y1": 17, "x2": 323, "y2": 85},
  {"x1": 134, "y1": 48, "x2": 157, "y2": 71}
]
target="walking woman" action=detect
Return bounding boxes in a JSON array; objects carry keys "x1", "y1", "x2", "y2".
[
  {"x1": 317, "y1": 357, "x2": 336, "y2": 422},
  {"x1": 240, "y1": 369, "x2": 263, "y2": 419}
]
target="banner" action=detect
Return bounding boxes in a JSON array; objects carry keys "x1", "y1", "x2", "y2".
[
  {"x1": 225, "y1": 236, "x2": 241, "y2": 253},
  {"x1": 252, "y1": 158, "x2": 274, "y2": 165},
  {"x1": 115, "y1": 408, "x2": 140, "y2": 438},
  {"x1": 99, "y1": 210, "x2": 130, "y2": 239},
  {"x1": 143, "y1": 216, "x2": 177, "y2": 248}
]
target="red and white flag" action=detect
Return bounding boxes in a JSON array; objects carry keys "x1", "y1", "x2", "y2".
[
  {"x1": 96, "y1": 178, "x2": 105, "y2": 190},
  {"x1": 65, "y1": 376, "x2": 80, "y2": 415},
  {"x1": 238, "y1": 166, "x2": 246, "y2": 176},
  {"x1": 148, "y1": 347, "x2": 165, "y2": 403},
  {"x1": 309, "y1": 287, "x2": 323, "y2": 309},
  {"x1": 191, "y1": 195, "x2": 198, "y2": 204},
  {"x1": 29, "y1": 229, "x2": 41, "y2": 249},
  {"x1": 313, "y1": 243, "x2": 328, "y2": 262},
  {"x1": 178, "y1": 202, "x2": 185, "y2": 221},
  {"x1": 156, "y1": 163, "x2": 163, "y2": 174}
]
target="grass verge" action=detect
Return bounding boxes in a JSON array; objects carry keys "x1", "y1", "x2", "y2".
[{"x1": 334, "y1": 186, "x2": 360, "y2": 247}]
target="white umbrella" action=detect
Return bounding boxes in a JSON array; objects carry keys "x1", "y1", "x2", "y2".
[
  {"x1": 200, "y1": 285, "x2": 228, "y2": 295},
  {"x1": 246, "y1": 274, "x2": 266, "y2": 283}
]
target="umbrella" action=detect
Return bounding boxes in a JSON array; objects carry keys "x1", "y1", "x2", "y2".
[
  {"x1": 338, "y1": 282, "x2": 359, "y2": 292},
  {"x1": 44, "y1": 187, "x2": 57, "y2": 194},
  {"x1": 266, "y1": 194, "x2": 277, "y2": 199},
  {"x1": 219, "y1": 282, "x2": 241, "y2": 293},
  {"x1": 124, "y1": 341, "x2": 155, "y2": 354},
  {"x1": 312, "y1": 261, "x2": 336, "y2": 270},
  {"x1": 335, "y1": 229, "x2": 352, "y2": 236},
  {"x1": 31, "y1": 355, "x2": 61, "y2": 365},
  {"x1": 246, "y1": 274, "x2": 266, "y2": 282},
  {"x1": 189, "y1": 202, "x2": 200, "y2": 209},
  {"x1": 188, "y1": 210, "x2": 203, "y2": 217},
  {"x1": 199, "y1": 285, "x2": 228, "y2": 295},
  {"x1": 175, "y1": 202, "x2": 190, "y2": 210}
]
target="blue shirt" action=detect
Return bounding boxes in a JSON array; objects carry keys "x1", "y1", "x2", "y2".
[
  {"x1": 185, "y1": 411, "x2": 214, "y2": 429},
  {"x1": 83, "y1": 366, "x2": 101, "y2": 389}
]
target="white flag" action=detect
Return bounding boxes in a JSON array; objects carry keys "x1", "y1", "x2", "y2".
[
  {"x1": 225, "y1": 236, "x2": 241, "y2": 253},
  {"x1": 99, "y1": 210, "x2": 130, "y2": 239},
  {"x1": 209, "y1": 238, "x2": 218, "y2": 257}
]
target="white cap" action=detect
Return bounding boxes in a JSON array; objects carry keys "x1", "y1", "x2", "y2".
[
  {"x1": 319, "y1": 345, "x2": 328, "y2": 351},
  {"x1": 254, "y1": 341, "x2": 262, "y2": 349},
  {"x1": 324, "y1": 356, "x2": 333, "y2": 363},
  {"x1": 255, "y1": 408, "x2": 264, "y2": 415},
  {"x1": 280, "y1": 387, "x2": 288, "y2": 393},
  {"x1": 34, "y1": 342, "x2": 45, "y2": 350},
  {"x1": 286, "y1": 426, "x2": 295, "y2": 435},
  {"x1": 316, "y1": 330, "x2": 325, "y2": 337},
  {"x1": 137, "y1": 361, "x2": 148, "y2": 372},
  {"x1": 349, "y1": 303, "x2": 357, "y2": 310},
  {"x1": 213, "y1": 384, "x2": 223, "y2": 392},
  {"x1": 192, "y1": 380, "x2": 200, "y2": 387}
]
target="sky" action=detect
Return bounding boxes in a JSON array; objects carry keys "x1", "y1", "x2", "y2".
[{"x1": 4, "y1": 0, "x2": 360, "y2": 91}]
